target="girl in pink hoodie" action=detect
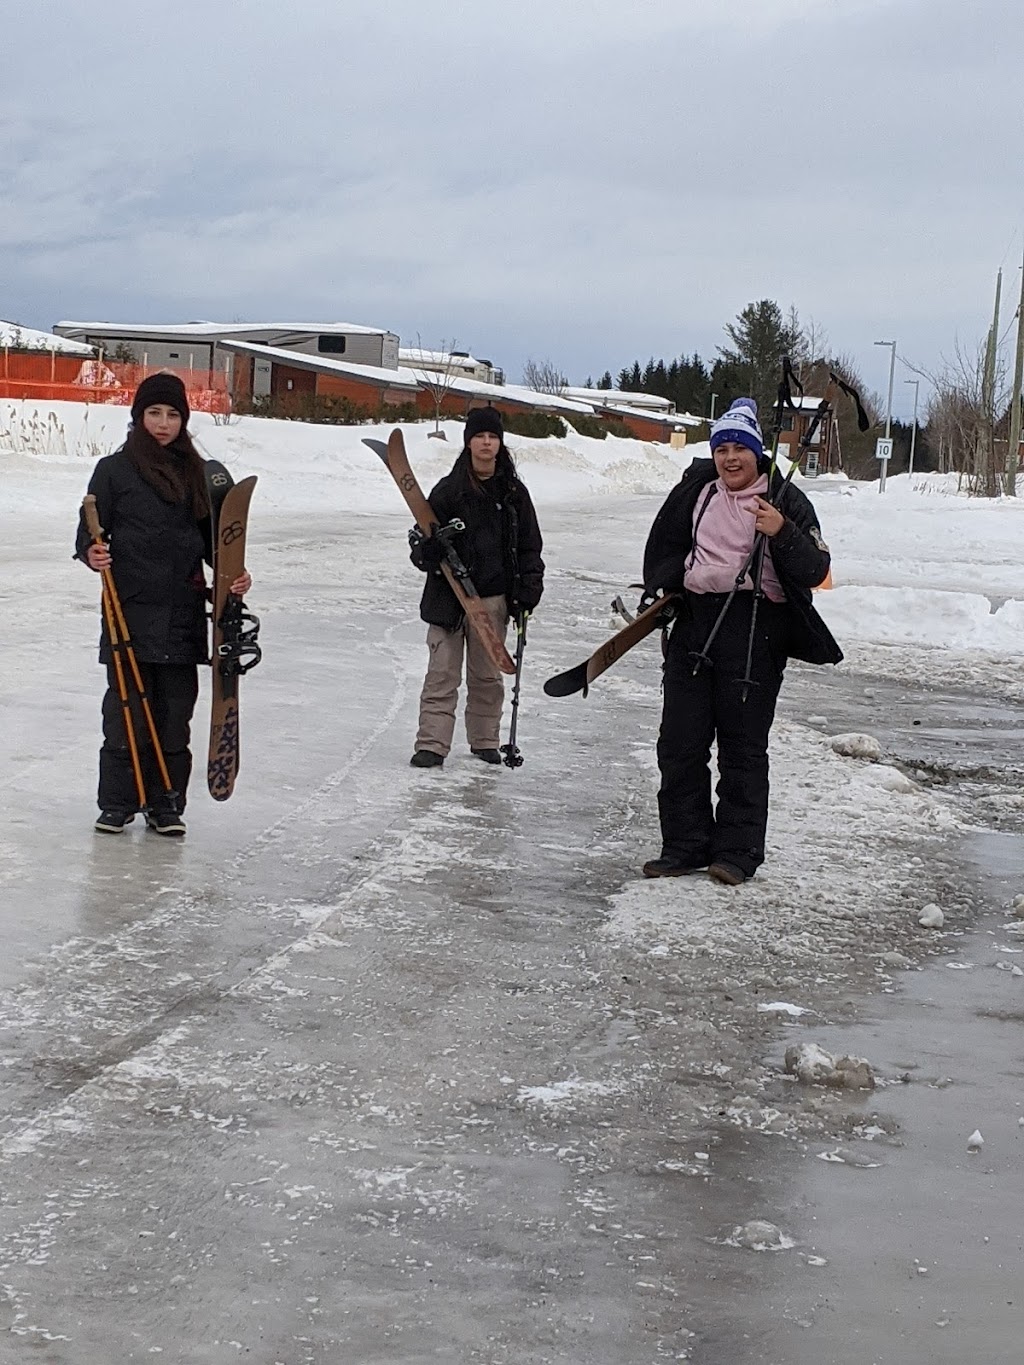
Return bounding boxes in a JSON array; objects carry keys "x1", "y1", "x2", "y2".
[{"x1": 641, "y1": 398, "x2": 840, "y2": 885}]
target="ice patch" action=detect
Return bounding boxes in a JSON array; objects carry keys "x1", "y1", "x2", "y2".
[{"x1": 517, "y1": 1078, "x2": 619, "y2": 1107}]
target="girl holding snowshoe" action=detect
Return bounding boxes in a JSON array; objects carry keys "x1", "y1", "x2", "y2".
[
  {"x1": 641, "y1": 398, "x2": 840, "y2": 884},
  {"x1": 408, "y1": 407, "x2": 544, "y2": 769},
  {"x1": 76, "y1": 373, "x2": 251, "y2": 835}
]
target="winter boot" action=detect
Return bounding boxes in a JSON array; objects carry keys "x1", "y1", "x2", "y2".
[
  {"x1": 410, "y1": 750, "x2": 444, "y2": 768},
  {"x1": 642, "y1": 854, "x2": 707, "y2": 878},
  {"x1": 95, "y1": 810, "x2": 135, "y2": 834},
  {"x1": 708, "y1": 861, "x2": 747, "y2": 886},
  {"x1": 146, "y1": 806, "x2": 187, "y2": 837},
  {"x1": 471, "y1": 748, "x2": 502, "y2": 765}
]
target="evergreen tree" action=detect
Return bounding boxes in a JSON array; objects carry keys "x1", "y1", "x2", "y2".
[
  {"x1": 597, "y1": 371, "x2": 613, "y2": 390},
  {"x1": 618, "y1": 361, "x2": 643, "y2": 392},
  {"x1": 717, "y1": 300, "x2": 803, "y2": 423},
  {"x1": 673, "y1": 352, "x2": 712, "y2": 416}
]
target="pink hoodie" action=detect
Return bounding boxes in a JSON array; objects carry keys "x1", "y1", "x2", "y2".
[{"x1": 685, "y1": 475, "x2": 785, "y2": 602}]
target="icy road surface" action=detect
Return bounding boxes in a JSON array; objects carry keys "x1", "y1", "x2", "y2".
[{"x1": 1, "y1": 459, "x2": 1022, "y2": 1361}]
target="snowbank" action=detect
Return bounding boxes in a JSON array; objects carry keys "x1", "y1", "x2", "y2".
[
  {"x1": 817, "y1": 586, "x2": 1024, "y2": 654},
  {"x1": 2, "y1": 398, "x2": 1022, "y2": 658},
  {"x1": 0, "y1": 400, "x2": 690, "y2": 513}
]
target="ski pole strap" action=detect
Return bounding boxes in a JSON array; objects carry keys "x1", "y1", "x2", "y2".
[
  {"x1": 770, "y1": 356, "x2": 803, "y2": 440},
  {"x1": 767, "y1": 356, "x2": 804, "y2": 486},
  {"x1": 829, "y1": 370, "x2": 871, "y2": 431}
]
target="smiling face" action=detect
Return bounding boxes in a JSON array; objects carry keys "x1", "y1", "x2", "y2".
[
  {"x1": 713, "y1": 440, "x2": 760, "y2": 491},
  {"x1": 142, "y1": 404, "x2": 183, "y2": 446},
  {"x1": 469, "y1": 431, "x2": 499, "y2": 480}
]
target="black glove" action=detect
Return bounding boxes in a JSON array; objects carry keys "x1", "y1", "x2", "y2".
[
  {"x1": 409, "y1": 526, "x2": 446, "y2": 570},
  {"x1": 638, "y1": 589, "x2": 677, "y2": 623}
]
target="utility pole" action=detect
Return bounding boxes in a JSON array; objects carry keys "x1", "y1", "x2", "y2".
[
  {"x1": 905, "y1": 378, "x2": 920, "y2": 475},
  {"x1": 980, "y1": 269, "x2": 1002, "y2": 493},
  {"x1": 874, "y1": 339, "x2": 897, "y2": 492},
  {"x1": 1007, "y1": 250, "x2": 1024, "y2": 497}
]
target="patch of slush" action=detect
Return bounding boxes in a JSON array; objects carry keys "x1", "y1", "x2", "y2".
[{"x1": 603, "y1": 720, "x2": 961, "y2": 956}]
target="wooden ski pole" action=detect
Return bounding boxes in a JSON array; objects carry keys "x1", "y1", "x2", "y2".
[{"x1": 82, "y1": 495, "x2": 177, "y2": 804}]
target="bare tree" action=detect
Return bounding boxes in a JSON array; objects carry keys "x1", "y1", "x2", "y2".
[
  {"x1": 910, "y1": 334, "x2": 1009, "y2": 495},
  {"x1": 410, "y1": 336, "x2": 463, "y2": 437},
  {"x1": 801, "y1": 316, "x2": 830, "y2": 370},
  {"x1": 522, "y1": 358, "x2": 567, "y2": 395}
]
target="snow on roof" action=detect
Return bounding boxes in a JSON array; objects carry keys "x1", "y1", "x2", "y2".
[
  {"x1": 54, "y1": 320, "x2": 390, "y2": 340},
  {"x1": 218, "y1": 342, "x2": 604, "y2": 417},
  {"x1": 563, "y1": 385, "x2": 675, "y2": 411},
  {"x1": 1, "y1": 321, "x2": 94, "y2": 355},
  {"x1": 215, "y1": 340, "x2": 420, "y2": 392},
  {"x1": 399, "y1": 347, "x2": 488, "y2": 366},
  {"x1": 595, "y1": 401, "x2": 703, "y2": 428},
  {"x1": 412, "y1": 371, "x2": 597, "y2": 415}
]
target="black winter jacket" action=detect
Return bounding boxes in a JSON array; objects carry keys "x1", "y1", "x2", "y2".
[
  {"x1": 643, "y1": 460, "x2": 842, "y2": 666},
  {"x1": 412, "y1": 469, "x2": 545, "y2": 630},
  {"x1": 75, "y1": 448, "x2": 211, "y2": 665}
]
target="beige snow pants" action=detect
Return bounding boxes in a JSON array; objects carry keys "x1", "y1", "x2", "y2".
[{"x1": 415, "y1": 596, "x2": 509, "y2": 756}]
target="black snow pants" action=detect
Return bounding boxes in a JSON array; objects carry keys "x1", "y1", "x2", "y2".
[
  {"x1": 656, "y1": 590, "x2": 789, "y2": 877},
  {"x1": 99, "y1": 662, "x2": 200, "y2": 813}
]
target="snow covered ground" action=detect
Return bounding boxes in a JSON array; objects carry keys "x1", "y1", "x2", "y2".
[{"x1": 0, "y1": 401, "x2": 1022, "y2": 1360}]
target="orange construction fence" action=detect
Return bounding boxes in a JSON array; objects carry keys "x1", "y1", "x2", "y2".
[{"x1": 0, "y1": 350, "x2": 230, "y2": 413}]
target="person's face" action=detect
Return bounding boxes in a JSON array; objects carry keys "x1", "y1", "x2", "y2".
[
  {"x1": 142, "y1": 404, "x2": 183, "y2": 446},
  {"x1": 469, "y1": 431, "x2": 499, "y2": 479},
  {"x1": 713, "y1": 441, "x2": 760, "y2": 490}
]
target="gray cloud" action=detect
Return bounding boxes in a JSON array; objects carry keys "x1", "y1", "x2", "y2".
[{"x1": 2, "y1": 0, "x2": 1022, "y2": 413}]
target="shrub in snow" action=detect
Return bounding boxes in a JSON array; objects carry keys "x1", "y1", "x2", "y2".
[{"x1": 830, "y1": 733, "x2": 882, "y2": 761}]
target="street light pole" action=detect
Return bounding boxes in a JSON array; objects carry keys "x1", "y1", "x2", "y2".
[
  {"x1": 874, "y1": 339, "x2": 897, "y2": 492},
  {"x1": 905, "y1": 378, "x2": 920, "y2": 476}
]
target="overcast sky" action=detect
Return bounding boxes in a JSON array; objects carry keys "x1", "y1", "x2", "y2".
[{"x1": 3, "y1": 0, "x2": 1023, "y2": 416}]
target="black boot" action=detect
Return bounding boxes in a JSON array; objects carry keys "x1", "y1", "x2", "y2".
[
  {"x1": 146, "y1": 806, "x2": 186, "y2": 836},
  {"x1": 410, "y1": 750, "x2": 444, "y2": 768},
  {"x1": 642, "y1": 853, "x2": 708, "y2": 878},
  {"x1": 471, "y1": 748, "x2": 502, "y2": 765},
  {"x1": 708, "y1": 861, "x2": 748, "y2": 886},
  {"x1": 95, "y1": 810, "x2": 135, "y2": 834}
]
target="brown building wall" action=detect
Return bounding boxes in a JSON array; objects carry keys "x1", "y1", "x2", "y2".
[
  {"x1": 272, "y1": 364, "x2": 316, "y2": 398},
  {"x1": 611, "y1": 412, "x2": 669, "y2": 442}
]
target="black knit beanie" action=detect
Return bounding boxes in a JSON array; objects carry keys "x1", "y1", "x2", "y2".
[
  {"x1": 464, "y1": 406, "x2": 503, "y2": 443},
  {"x1": 131, "y1": 372, "x2": 190, "y2": 426}
]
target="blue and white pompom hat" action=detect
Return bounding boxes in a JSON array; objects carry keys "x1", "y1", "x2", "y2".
[{"x1": 709, "y1": 398, "x2": 764, "y2": 463}]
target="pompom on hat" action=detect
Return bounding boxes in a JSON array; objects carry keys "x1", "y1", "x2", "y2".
[
  {"x1": 131, "y1": 371, "x2": 190, "y2": 426},
  {"x1": 464, "y1": 405, "x2": 503, "y2": 444},
  {"x1": 709, "y1": 397, "x2": 763, "y2": 461}
]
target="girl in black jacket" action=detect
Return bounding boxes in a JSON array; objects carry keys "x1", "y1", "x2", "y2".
[
  {"x1": 76, "y1": 373, "x2": 251, "y2": 835},
  {"x1": 641, "y1": 398, "x2": 840, "y2": 885},
  {"x1": 408, "y1": 407, "x2": 544, "y2": 769}
]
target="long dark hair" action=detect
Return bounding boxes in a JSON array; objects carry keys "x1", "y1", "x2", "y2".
[
  {"x1": 124, "y1": 422, "x2": 209, "y2": 519},
  {"x1": 453, "y1": 441, "x2": 518, "y2": 496}
]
